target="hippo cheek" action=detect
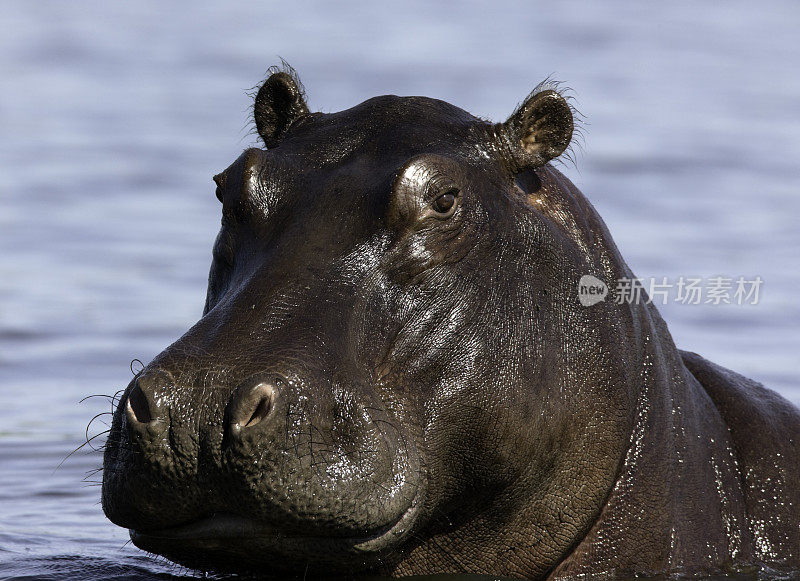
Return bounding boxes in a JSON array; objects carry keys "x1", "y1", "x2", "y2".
[{"x1": 127, "y1": 378, "x2": 426, "y2": 574}]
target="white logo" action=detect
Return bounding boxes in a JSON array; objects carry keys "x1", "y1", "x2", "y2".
[{"x1": 578, "y1": 275, "x2": 608, "y2": 307}]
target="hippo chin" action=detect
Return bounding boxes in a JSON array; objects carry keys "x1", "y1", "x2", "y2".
[{"x1": 102, "y1": 66, "x2": 800, "y2": 579}]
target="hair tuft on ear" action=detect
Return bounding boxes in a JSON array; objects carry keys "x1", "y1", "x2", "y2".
[
  {"x1": 501, "y1": 79, "x2": 578, "y2": 170},
  {"x1": 251, "y1": 60, "x2": 310, "y2": 148}
]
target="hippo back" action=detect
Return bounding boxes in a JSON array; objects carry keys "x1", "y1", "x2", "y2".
[{"x1": 682, "y1": 350, "x2": 800, "y2": 566}]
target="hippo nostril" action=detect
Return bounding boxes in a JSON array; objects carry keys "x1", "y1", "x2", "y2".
[
  {"x1": 244, "y1": 395, "x2": 271, "y2": 428},
  {"x1": 230, "y1": 382, "x2": 275, "y2": 433},
  {"x1": 127, "y1": 383, "x2": 152, "y2": 424}
]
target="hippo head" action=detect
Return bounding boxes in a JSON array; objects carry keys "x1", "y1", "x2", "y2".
[{"x1": 103, "y1": 68, "x2": 639, "y2": 578}]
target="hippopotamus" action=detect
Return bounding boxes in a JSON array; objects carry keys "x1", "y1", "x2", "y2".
[{"x1": 102, "y1": 66, "x2": 800, "y2": 579}]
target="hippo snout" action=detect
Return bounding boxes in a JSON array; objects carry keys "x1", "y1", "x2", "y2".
[{"x1": 103, "y1": 361, "x2": 423, "y2": 572}]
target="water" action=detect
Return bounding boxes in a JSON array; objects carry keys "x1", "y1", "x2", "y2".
[{"x1": 1, "y1": 1, "x2": 798, "y2": 579}]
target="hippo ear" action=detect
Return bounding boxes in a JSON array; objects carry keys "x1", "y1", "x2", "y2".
[
  {"x1": 254, "y1": 70, "x2": 310, "y2": 148},
  {"x1": 502, "y1": 88, "x2": 573, "y2": 168}
]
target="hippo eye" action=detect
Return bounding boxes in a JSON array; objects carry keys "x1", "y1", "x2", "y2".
[{"x1": 432, "y1": 188, "x2": 459, "y2": 217}]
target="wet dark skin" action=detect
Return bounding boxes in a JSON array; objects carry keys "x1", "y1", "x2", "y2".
[{"x1": 102, "y1": 68, "x2": 800, "y2": 579}]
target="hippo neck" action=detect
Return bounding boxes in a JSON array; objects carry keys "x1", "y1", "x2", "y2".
[{"x1": 551, "y1": 302, "x2": 751, "y2": 578}]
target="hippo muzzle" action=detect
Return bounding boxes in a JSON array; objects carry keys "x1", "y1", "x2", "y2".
[{"x1": 105, "y1": 359, "x2": 424, "y2": 571}]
